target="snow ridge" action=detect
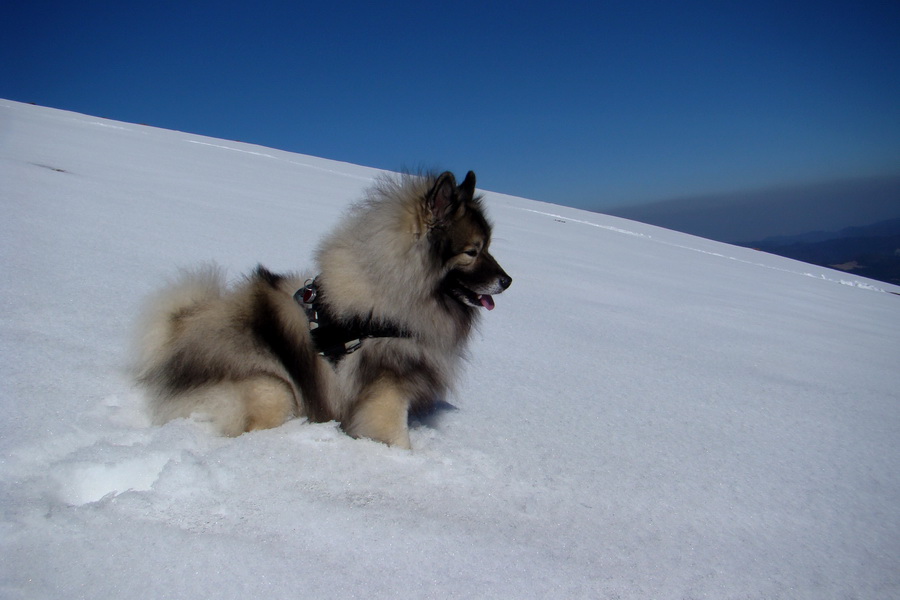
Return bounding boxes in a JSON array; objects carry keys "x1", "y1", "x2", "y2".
[{"x1": 2, "y1": 100, "x2": 899, "y2": 600}]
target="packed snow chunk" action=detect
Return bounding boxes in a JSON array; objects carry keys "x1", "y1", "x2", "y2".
[{"x1": 49, "y1": 446, "x2": 177, "y2": 505}]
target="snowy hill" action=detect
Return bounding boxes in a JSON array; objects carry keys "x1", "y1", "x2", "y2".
[{"x1": 2, "y1": 99, "x2": 899, "y2": 599}]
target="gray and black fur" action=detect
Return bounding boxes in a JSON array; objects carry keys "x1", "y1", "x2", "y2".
[{"x1": 133, "y1": 171, "x2": 511, "y2": 448}]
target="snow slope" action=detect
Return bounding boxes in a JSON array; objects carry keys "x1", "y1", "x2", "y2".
[{"x1": 2, "y1": 100, "x2": 899, "y2": 599}]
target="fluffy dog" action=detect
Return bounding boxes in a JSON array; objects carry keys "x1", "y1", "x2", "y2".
[{"x1": 133, "y1": 171, "x2": 511, "y2": 448}]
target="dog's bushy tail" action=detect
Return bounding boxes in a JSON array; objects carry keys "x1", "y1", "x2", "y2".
[{"x1": 131, "y1": 264, "x2": 226, "y2": 382}]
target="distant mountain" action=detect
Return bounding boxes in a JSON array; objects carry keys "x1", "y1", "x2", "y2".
[
  {"x1": 741, "y1": 218, "x2": 900, "y2": 248},
  {"x1": 739, "y1": 218, "x2": 900, "y2": 285},
  {"x1": 603, "y1": 180, "x2": 900, "y2": 286}
]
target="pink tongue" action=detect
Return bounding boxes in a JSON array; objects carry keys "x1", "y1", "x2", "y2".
[{"x1": 479, "y1": 294, "x2": 495, "y2": 310}]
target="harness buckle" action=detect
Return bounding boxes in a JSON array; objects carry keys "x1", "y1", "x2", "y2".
[{"x1": 300, "y1": 278, "x2": 317, "y2": 304}]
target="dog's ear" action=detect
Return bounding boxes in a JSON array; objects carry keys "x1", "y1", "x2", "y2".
[
  {"x1": 458, "y1": 171, "x2": 476, "y2": 202},
  {"x1": 426, "y1": 171, "x2": 459, "y2": 225}
]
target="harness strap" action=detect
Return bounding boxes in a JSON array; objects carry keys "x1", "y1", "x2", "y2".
[{"x1": 294, "y1": 278, "x2": 410, "y2": 362}]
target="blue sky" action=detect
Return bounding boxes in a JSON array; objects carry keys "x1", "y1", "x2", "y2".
[{"x1": 2, "y1": 0, "x2": 899, "y2": 210}]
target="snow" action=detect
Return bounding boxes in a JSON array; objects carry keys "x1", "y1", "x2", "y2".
[{"x1": 2, "y1": 99, "x2": 899, "y2": 599}]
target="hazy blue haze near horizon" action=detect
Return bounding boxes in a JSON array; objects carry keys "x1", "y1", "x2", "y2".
[
  {"x1": 604, "y1": 174, "x2": 900, "y2": 241},
  {"x1": 2, "y1": 0, "x2": 898, "y2": 227}
]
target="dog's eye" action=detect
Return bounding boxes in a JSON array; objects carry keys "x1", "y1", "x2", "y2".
[{"x1": 463, "y1": 249, "x2": 478, "y2": 257}]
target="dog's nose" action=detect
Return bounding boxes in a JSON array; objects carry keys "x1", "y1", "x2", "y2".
[{"x1": 499, "y1": 274, "x2": 512, "y2": 291}]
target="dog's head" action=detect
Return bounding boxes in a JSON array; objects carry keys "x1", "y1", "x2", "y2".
[{"x1": 425, "y1": 171, "x2": 512, "y2": 310}]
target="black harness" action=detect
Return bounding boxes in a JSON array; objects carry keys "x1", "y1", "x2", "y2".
[{"x1": 294, "y1": 278, "x2": 411, "y2": 362}]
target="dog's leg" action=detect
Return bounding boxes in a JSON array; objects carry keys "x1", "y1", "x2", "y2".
[
  {"x1": 346, "y1": 376, "x2": 411, "y2": 449},
  {"x1": 239, "y1": 376, "x2": 296, "y2": 433}
]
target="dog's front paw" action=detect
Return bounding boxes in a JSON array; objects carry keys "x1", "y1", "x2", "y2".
[{"x1": 345, "y1": 379, "x2": 412, "y2": 449}]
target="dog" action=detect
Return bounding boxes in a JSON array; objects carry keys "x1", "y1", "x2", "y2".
[{"x1": 133, "y1": 171, "x2": 511, "y2": 448}]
